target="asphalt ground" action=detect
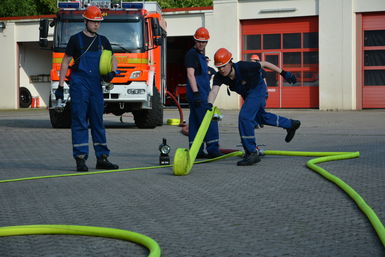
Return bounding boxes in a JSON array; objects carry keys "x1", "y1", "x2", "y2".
[{"x1": 0, "y1": 107, "x2": 384, "y2": 257}]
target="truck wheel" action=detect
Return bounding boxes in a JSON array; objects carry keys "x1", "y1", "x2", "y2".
[
  {"x1": 19, "y1": 87, "x2": 32, "y2": 108},
  {"x1": 49, "y1": 96, "x2": 71, "y2": 128},
  {"x1": 133, "y1": 86, "x2": 163, "y2": 128}
]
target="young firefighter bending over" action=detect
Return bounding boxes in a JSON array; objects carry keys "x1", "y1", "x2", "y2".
[{"x1": 207, "y1": 48, "x2": 301, "y2": 166}]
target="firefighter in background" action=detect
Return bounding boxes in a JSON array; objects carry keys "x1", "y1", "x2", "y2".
[
  {"x1": 250, "y1": 54, "x2": 260, "y2": 62},
  {"x1": 184, "y1": 27, "x2": 223, "y2": 159},
  {"x1": 208, "y1": 48, "x2": 301, "y2": 166},
  {"x1": 250, "y1": 54, "x2": 267, "y2": 84},
  {"x1": 55, "y1": 6, "x2": 119, "y2": 171},
  {"x1": 206, "y1": 56, "x2": 217, "y2": 80}
]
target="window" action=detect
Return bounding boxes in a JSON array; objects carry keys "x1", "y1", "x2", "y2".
[
  {"x1": 364, "y1": 70, "x2": 385, "y2": 86},
  {"x1": 241, "y1": 20, "x2": 319, "y2": 88},
  {"x1": 364, "y1": 30, "x2": 385, "y2": 46},
  {"x1": 265, "y1": 72, "x2": 278, "y2": 87},
  {"x1": 283, "y1": 52, "x2": 301, "y2": 67},
  {"x1": 303, "y1": 32, "x2": 318, "y2": 48},
  {"x1": 304, "y1": 52, "x2": 319, "y2": 67},
  {"x1": 244, "y1": 34, "x2": 261, "y2": 50},
  {"x1": 263, "y1": 34, "x2": 281, "y2": 49},
  {"x1": 364, "y1": 50, "x2": 385, "y2": 66},
  {"x1": 265, "y1": 55, "x2": 278, "y2": 65},
  {"x1": 283, "y1": 33, "x2": 301, "y2": 49},
  {"x1": 364, "y1": 30, "x2": 385, "y2": 86}
]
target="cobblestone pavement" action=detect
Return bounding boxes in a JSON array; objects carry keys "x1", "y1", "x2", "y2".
[{"x1": 0, "y1": 108, "x2": 384, "y2": 257}]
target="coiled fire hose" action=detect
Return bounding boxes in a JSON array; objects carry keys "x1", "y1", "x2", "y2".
[{"x1": 0, "y1": 107, "x2": 384, "y2": 256}]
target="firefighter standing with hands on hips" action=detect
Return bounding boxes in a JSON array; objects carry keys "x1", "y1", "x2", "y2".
[
  {"x1": 208, "y1": 48, "x2": 301, "y2": 166},
  {"x1": 55, "y1": 6, "x2": 119, "y2": 172},
  {"x1": 184, "y1": 27, "x2": 223, "y2": 159}
]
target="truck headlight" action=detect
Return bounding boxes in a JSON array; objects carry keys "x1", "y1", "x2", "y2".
[{"x1": 129, "y1": 71, "x2": 142, "y2": 79}]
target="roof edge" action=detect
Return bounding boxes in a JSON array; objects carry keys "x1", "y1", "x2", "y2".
[
  {"x1": 0, "y1": 14, "x2": 56, "y2": 21},
  {"x1": 162, "y1": 6, "x2": 213, "y2": 13}
]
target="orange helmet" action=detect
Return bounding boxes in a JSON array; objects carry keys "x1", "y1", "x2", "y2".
[
  {"x1": 250, "y1": 54, "x2": 260, "y2": 61},
  {"x1": 83, "y1": 6, "x2": 104, "y2": 21},
  {"x1": 194, "y1": 27, "x2": 210, "y2": 42},
  {"x1": 214, "y1": 48, "x2": 233, "y2": 67}
]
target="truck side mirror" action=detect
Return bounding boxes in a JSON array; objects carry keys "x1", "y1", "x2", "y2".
[
  {"x1": 39, "y1": 19, "x2": 49, "y2": 47},
  {"x1": 151, "y1": 17, "x2": 163, "y2": 46}
]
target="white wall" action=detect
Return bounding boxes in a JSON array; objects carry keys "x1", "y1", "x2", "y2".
[
  {"x1": 0, "y1": 23, "x2": 18, "y2": 109},
  {"x1": 319, "y1": 0, "x2": 356, "y2": 110},
  {"x1": 208, "y1": 0, "x2": 241, "y2": 109},
  {"x1": 163, "y1": 12, "x2": 208, "y2": 37},
  {"x1": 0, "y1": 19, "x2": 53, "y2": 109},
  {"x1": 1, "y1": 1, "x2": 385, "y2": 110},
  {"x1": 238, "y1": 0, "x2": 317, "y2": 19},
  {"x1": 19, "y1": 42, "x2": 52, "y2": 107},
  {"x1": 354, "y1": 0, "x2": 385, "y2": 12}
]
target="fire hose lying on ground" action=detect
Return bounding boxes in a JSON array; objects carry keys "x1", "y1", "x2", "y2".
[{"x1": 0, "y1": 106, "x2": 384, "y2": 257}]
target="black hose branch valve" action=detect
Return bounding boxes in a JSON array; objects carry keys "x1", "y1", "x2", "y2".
[{"x1": 159, "y1": 138, "x2": 171, "y2": 165}]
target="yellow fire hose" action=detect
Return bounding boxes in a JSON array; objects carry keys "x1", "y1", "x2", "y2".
[
  {"x1": 0, "y1": 106, "x2": 384, "y2": 255},
  {"x1": 173, "y1": 106, "x2": 223, "y2": 176},
  {"x1": 0, "y1": 224, "x2": 161, "y2": 257}
]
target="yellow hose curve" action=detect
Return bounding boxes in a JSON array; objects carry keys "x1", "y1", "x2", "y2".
[
  {"x1": 0, "y1": 224, "x2": 161, "y2": 257},
  {"x1": 0, "y1": 149, "x2": 384, "y2": 251}
]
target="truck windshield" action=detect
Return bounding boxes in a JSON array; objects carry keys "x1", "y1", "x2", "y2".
[{"x1": 55, "y1": 19, "x2": 144, "y2": 52}]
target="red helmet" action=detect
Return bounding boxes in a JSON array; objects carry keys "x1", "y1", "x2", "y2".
[
  {"x1": 250, "y1": 54, "x2": 260, "y2": 61},
  {"x1": 214, "y1": 48, "x2": 233, "y2": 67},
  {"x1": 83, "y1": 6, "x2": 104, "y2": 21},
  {"x1": 194, "y1": 27, "x2": 210, "y2": 42}
]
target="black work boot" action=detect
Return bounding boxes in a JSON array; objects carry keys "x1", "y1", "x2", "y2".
[
  {"x1": 196, "y1": 151, "x2": 207, "y2": 159},
  {"x1": 96, "y1": 155, "x2": 119, "y2": 170},
  {"x1": 75, "y1": 157, "x2": 88, "y2": 172},
  {"x1": 285, "y1": 120, "x2": 301, "y2": 143},
  {"x1": 196, "y1": 152, "x2": 208, "y2": 159},
  {"x1": 237, "y1": 151, "x2": 261, "y2": 166}
]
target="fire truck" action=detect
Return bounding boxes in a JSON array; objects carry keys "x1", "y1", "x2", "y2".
[{"x1": 39, "y1": 0, "x2": 167, "y2": 128}]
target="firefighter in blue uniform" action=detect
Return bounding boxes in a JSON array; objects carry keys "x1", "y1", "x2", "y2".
[
  {"x1": 56, "y1": 6, "x2": 119, "y2": 171},
  {"x1": 206, "y1": 56, "x2": 217, "y2": 80},
  {"x1": 184, "y1": 27, "x2": 222, "y2": 159},
  {"x1": 208, "y1": 48, "x2": 301, "y2": 166},
  {"x1": 250, "y1": 54, "x2": 266, "y2": 129}
]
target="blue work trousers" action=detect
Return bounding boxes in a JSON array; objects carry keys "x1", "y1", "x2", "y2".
[{"x1": 239, "y1": 88, "x2": 292, "y2": 154}]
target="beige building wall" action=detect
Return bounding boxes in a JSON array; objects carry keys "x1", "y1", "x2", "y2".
[
  {"x1": 319, "y1": 0, "x2": 384, "y2": 110},
  {"x1": 208, "y1": 0, "x2": 240, "y2": 109},
  {"x1": 0, "y1": 20, "x2": 53, "y2": 109},
  {"x1": 0, "y1": 22, "x2": 18, "y2": 109},
  {"x1": 0, "y1": 0, "x2": 385, "y2": 110},
  {"x1": 319, "y1": 0, "x2": 356, "y2": 110}
]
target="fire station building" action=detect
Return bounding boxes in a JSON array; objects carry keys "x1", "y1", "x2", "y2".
[{"x1": 0, "y1": 0, "x2": 384, "y2": 110}]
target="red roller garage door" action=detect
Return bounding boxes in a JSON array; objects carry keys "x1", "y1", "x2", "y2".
[
  {"x1": 241, "y1": 17, "x2": 319, "y2": 108},
  {"x1": 362, "y1": 12, "x2": 385, "y2": 108}
]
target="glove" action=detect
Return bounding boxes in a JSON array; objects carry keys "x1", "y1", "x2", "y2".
[
  {"x1": 102, "y1": 71, "x2": 116, "y2": 83},
  {"x1": 206, "y1": 103, "x2": 213, "y2": 111},
  {"x1": 55, "y1": 86, "x2": 64, "y2": 100},
  {"x1": 280, "y1": 70, "x2": 297, "y2": 84},
  {"x1": 192, "y1": 92, "x2": 201, "y2": 107}
]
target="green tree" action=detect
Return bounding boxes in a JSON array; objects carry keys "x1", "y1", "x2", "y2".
[
  {"x1": 116, "y1": 0, "x2": 213, "y2": 9},
  {"x1": 0, "y1": 0, "x2": 213, "y2": 18},
  {"x1": 0, "y1": 0, "x2": 57, "y2": 18},
  {"x1": 156, "y1": 0, "x2": 213, "y2": 8}
]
